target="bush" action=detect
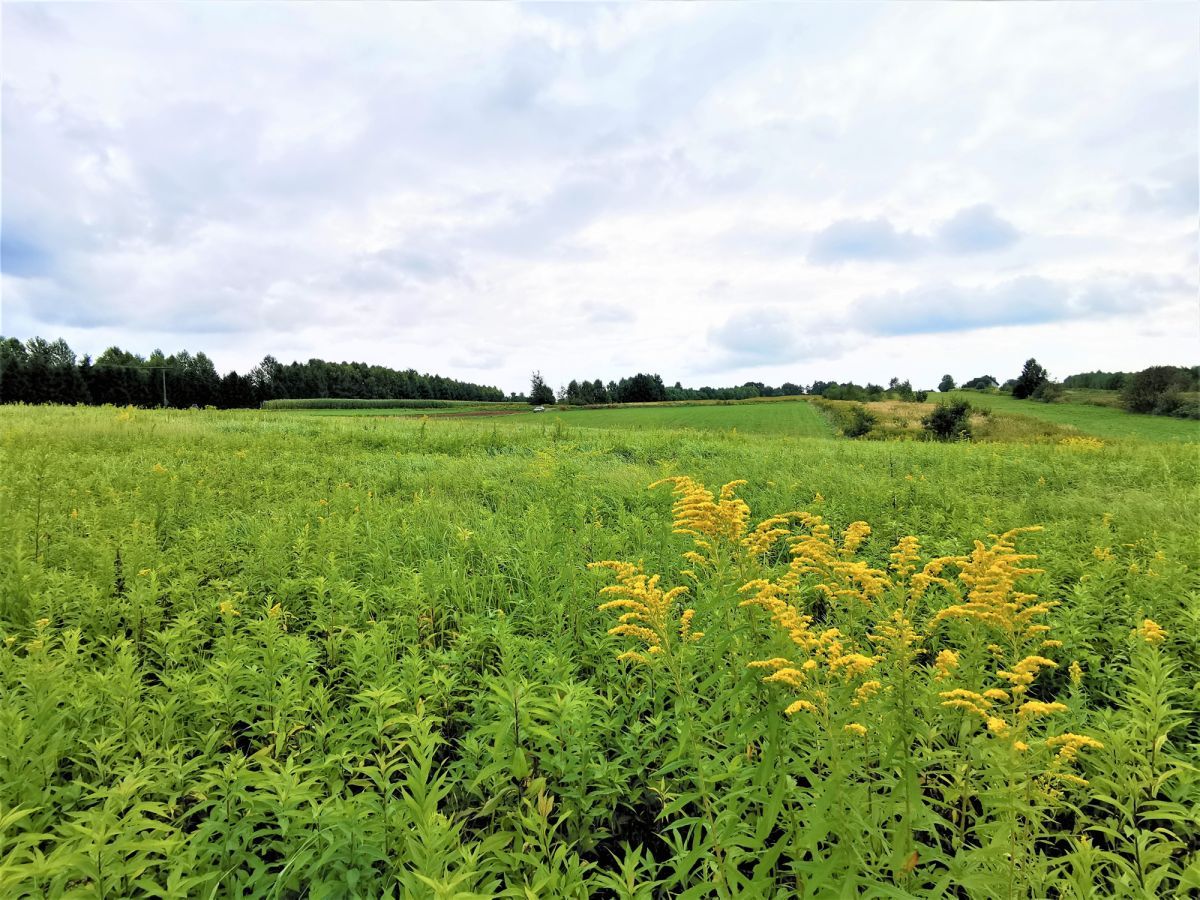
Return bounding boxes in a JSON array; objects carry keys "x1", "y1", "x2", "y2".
[
  {"x1": 842, "y1": 404, "x2": 877, "y2": 438},
  {"x1": 1122, "y1": 366, "x2": 1200, "y2": 415},
  {"x1": 1031, "y1": 381, "x2": 1064, "y2": 403},
  {"x1": 922, "y1": 400, "x2": 972, "y2": 441}
]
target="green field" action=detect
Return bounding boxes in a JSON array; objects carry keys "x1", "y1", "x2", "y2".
[
  {"x1": 287, "y1": 404, "x2": 527, "y2": 417},
  {"x1": 947, "y1": 390, "x2": 1200, "y2": 442},
  {"x1": 533, "y1": 399, "x2": 833, "y2": 436},
  {"x1": 2, "y1": 404, "x2": 1197, "y2": 897}
]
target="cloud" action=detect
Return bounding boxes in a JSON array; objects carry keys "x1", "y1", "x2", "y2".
[
  {"x1": 1125, "y1": 154, "x2": 1199, "y2": 216},
  {"x1": 0, "y1": 233, "x2": 53, "y2": 278},
  {"x1": 851, "y1": 274, "x2": 1185, "y2": 336},
  {"x1": 807, "y1": 218, "x2": 925, "y2": 263},
  {"x1": 1, "y1": 3, "x2": 1195, "y2": 391},
  {"x1": 935, "y1": 204, "x2": 1020, "y2": 253},
  {"x1": 706, "y1": 307, "x2": 844, "y2": 369},
  {"x1": 808, "y1": 205, "x2": 1021, "y2": 263},
  {"x1": 580, "y1": 302, "x2": 635, "y2": 324}
]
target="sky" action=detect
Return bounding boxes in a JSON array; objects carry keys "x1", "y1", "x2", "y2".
[{"x1": 2, "y1": 2, "x2": 1197, "y2": 395}]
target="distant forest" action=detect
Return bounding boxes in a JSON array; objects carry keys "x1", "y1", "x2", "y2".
[
  {"x1": 1, "y1": 336, "x2": 1196, "y2": 419},
  {"x1": 0, "y1": 337, "x2": 506, "y2": 407}
]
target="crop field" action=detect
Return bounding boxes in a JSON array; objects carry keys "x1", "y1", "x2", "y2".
[
  {"x1": 944, "y1": 392, "x2": 1200, "y2": 443},
  {"x1": 2, "y1": 404, "x2": 1198, "y2": 897}
]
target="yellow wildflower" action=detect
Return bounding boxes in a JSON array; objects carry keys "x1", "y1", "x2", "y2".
[
  {"x1": 939, "y1": 688, "x2": 992, "y2": 718},
  {"x1": 784, "y1": 699, "x2": 818, "y2": 716},
  {"x1": 1018, "y1": 700, "x2": 1068, "y2": 718},
  {"x1": 934, "y1": 649, "x2": 959, "y2": 680},
  {"x1": 1069, "y1": 661, "x2": 1083, "y2": 685},
  {"x1": 1137, "y1": 618, "x2": 1166, "y2": 644},
  {"x1": 1092, "y1": 547, "x2": 1113, "y2": 562},
  {"x1": 590, "y1": 560, "x2": 691, "y2": 665},
  {"x1": 1045, "y1": 733, "x2": 1104, "y2": 762},
  {"x1": 931, "y1": 527, "x2": 1048, "y2": 641},
  {"x1": 650, "y1": 476, "x2": 750, "y2": 552},
  {"x1": 843, "y1": 723, "x2": 868, "y2": 737},
  {"x1": 889, "y1": 536, "x2": 921, "y2": 579},
  {"x1": 854, "y1": 680, "x2": 883, "y2": 705},
  {"x1": 35, "y1": 618, "x2": 50, "y2": 629},
  {"x1": 840, "y1": 521, "x2": 871, "y2": 557},
  {"x1": 219, "y1": 600, "x2": 241, "y2": 617},
  {"x1": 679, "y1": 608, "x2": 703, "y2": 643}
]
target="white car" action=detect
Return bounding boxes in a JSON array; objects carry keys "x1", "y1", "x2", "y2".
[{"x1": 533, "y1": 406, "x2": 545, "y2": 412}]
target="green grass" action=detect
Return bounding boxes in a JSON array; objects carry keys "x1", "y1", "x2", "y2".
[
  {"x1": 949, "y1": 390, "x2": 1200, "y2": 442},
  {"x1": 540, "y1": 398, "x2": 833, "y2": 436},
  {"x1": 1, "y1": 404, "x2": 1196, "y2": 896},
  {"x1": 285, "y1": 403, "x2": 528, "y2": 417}
]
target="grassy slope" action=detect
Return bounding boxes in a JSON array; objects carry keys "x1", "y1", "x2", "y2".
[
  {"x1": 540, "y1": 398, "x2": 833, "y2": 437},
  {"x1": 947, "y1": 390, "x2": 1200, "y2": 442}
]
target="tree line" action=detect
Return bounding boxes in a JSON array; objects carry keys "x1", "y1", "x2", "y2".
[
  {"x1": 944, "y1": 359, "x2": 1200, "y2": 419},
  {"x1": 535, "y1": 359, "x2": 1199, "y2": 420},
  {"x1": 0, "y1": 337, "x2": 506, "y2": 408}
]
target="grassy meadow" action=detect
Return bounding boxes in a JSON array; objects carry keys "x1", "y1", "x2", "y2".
[
  {"x1": 944, "y1": 391, "x2": 1200, "y2": 443},
  {"x1": 1, "y1": 404, "x2": 1198, "y2": 897},
  {"x1": 545, "y1": 400, "x2": 832, "y2": 437}
]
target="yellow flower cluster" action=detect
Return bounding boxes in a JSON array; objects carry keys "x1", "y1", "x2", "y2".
[
  {"x1": 742, "y1": 579, "x2": 878, "y2": 718},
  {"x1": 594, "y1": 475, "x2": 1106, "y2": 791},
  {"x1": 588, "y1": 560, "x2": 698, "y2": 665},
  {"x1": 650, "y1": 476, "x2": 807, "y2": 565},
  {"x1": 1137, "y1": 618, "x2": 1167, "y2": 644},
  {"x1": 1058, "y1": 436, "x2": 1105, "y2": 451},
  {"x1": 930, "y1": 527, "x2": 1052, "y2": 645},
  {"x1": 651, "y1": 476, "x2": 750, "y2": 556},
  {"x1": 933, "y1": 649, "x2": 959, "y2": 680}
]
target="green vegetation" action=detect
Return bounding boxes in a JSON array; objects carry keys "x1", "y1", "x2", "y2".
[
  {"x1": 948, "y1": 391, "x2": 1200, "y2": 442},
  {"x1": 263, "y1": 398, "x2": 516, "y2": 411},
  {"x1": 547, "y1": 398, "x2": 833, "y2": 436},
  {"x1": 1, "y1": 404, "x2": 1196, "y2": 896}
]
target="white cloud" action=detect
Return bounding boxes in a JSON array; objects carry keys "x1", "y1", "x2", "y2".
[{"x1": 1, "y1": 2, "x2": 1195, "y2": 392}]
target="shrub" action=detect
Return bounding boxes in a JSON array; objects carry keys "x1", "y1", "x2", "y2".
[
  {"x1": 843, "y1": 404, "x2": 877, "y2": 438},
  {"x1": 1031, "y1": 380, "x2": 1064, "y2": 403},
  {"x1": 922, "y1": 400, "x2": 972, "y2": 441},
  {"x1": 1121, "y1": 365, "x2": 1200, "y2": 415}
]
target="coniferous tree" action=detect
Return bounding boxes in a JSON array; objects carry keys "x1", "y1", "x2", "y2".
[{"x1": 1012, "y1": 358, "x2": 1049, "y2": 400}]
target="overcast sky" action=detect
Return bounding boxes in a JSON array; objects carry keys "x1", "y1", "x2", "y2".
[{"x1": 2, "y1": 2, "x2": 1196, "y2": 394}]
